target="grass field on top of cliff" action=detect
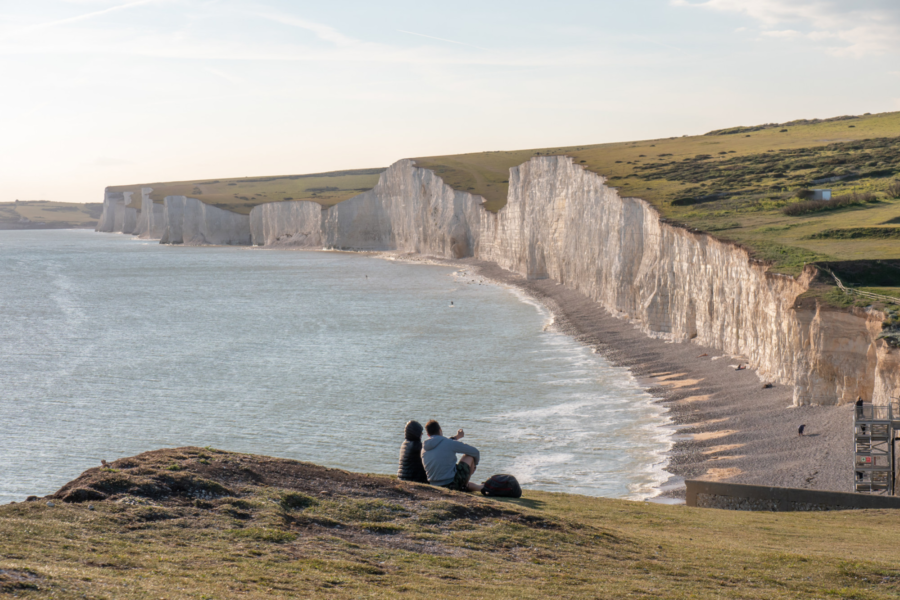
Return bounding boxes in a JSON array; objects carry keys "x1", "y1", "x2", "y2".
[
  {"x1": 107, "y1": 168, "x2": 385, "y2": 215},
  {"x1": 415, "y1": 111, "x2": 900, "y2": 277},
  {"x1": 3, "y1": 447, "x2": 900, "y2": 599},
  {"x1": 0, "y1": 201, "x2": 102, "y2": 228}
]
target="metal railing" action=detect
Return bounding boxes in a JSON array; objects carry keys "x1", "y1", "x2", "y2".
[
  {"x1": 856, "y1": 403, "x2": 899, "y2": 422},
  {"x1": 821, "y1": 267, "x2": 900, "y2": 306}
]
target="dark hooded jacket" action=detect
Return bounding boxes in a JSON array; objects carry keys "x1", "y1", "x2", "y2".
[{"x1": 398, "y1": 420, "x2": 429, "y2": 483}]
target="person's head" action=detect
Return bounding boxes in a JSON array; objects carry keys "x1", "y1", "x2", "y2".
[
  {"x1": 404, "y1": 420, "x2": 424, "y2": 441},
  {"x1": 425, "y1": 419, "x2": 441, "y2": 437}
]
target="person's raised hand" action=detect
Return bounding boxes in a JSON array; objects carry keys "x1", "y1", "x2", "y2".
[{"x1": 456, "y1": 428, "x2": 464, "y2": 440}]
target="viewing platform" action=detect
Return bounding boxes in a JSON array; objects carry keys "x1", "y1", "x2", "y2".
[{"x1": 854, "y1": 401, "x2": 900, "y2": 495}]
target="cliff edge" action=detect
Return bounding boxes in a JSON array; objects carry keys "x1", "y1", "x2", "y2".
[{"x1": 96, "y1": 157, "x2": 897, "y2": 406}]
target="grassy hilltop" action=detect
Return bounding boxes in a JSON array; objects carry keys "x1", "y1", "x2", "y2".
[
  {"x1": 101, "y1": 111, "x2": 900, "y2": 288},
  {"x1": 2, "y1": 448, "x2": 900, "y2": 599},
  {"x1": 0, "y1": 201, "x2": 102, "y2": 229},
  {"x1": 107, "y1": 168, "x2": 385, "y2": 216},
  {"x1": 415, "y1": 111, "x2": 900, "y2": 278}
]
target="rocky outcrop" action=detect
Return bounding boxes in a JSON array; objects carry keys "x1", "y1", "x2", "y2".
[{"x1": 159, "y1": 196, "x2": 250, "y2": 246}]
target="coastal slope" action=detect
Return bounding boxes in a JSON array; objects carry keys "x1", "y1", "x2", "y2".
[{"x1": 3, "y1": 447, "x2": 899, "y2": 599}]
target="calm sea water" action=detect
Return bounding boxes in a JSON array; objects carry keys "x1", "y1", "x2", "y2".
[{"x1": 0, "y1": 230, "x2": 672, "y2": 504}]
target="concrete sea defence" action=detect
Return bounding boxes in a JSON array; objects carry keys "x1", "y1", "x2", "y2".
[
  {"x1": 685, "y1": 479, "x2": 900, "y2": 511},
  {"x1": 97, "y1": 157, "x2": 897, "y2": 406}
]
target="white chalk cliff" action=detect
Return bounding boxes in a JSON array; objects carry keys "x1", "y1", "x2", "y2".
[
  {"x1": 480, "y1": 157, "x2": 894, "y2": 407},
  {"x1": 96, "y1": 190, "x2": 138, "y2": 234},
  {"x1": 158, "y1": 196, "x2": 251, "y2": 246},
  {"x1": 249, "y1": 200, "x2": 323, "y2": 248},
  {"x1": 99, "y1": 158, "x2": 897, "y2": 406},
  {"x1": 134, "y1": 188, "x2": 166, "y2": 240}
]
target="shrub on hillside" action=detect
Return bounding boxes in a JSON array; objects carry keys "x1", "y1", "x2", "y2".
[
  {"x1": 783, "y1": 192, "x2": 876, "y2": 216},
  {"x1": 887, "y1": 180, "x2": 900, "y2": 199}
]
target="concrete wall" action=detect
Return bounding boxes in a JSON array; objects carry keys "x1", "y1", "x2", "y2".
[{"x1": 686, "y1": 480, "x2": 900, "y2": 511}]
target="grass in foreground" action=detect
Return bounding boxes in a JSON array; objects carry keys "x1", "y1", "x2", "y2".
[
  {"x1": 0, "y1": 201, "x2": 102, "y2": 228},
  {"x1": 106, "y1": 168, "x2": 385, "y2": 215},
  {"x1": 2, "y1": 447, "x2": 900, "y2": 599}
]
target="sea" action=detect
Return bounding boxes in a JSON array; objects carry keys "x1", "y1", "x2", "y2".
[{"x1": 0, "y1": 229, "x2": 673, "y2": 504}]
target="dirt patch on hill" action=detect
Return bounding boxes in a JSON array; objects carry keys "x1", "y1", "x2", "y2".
[{"x1": 0, "y1": 568, "x2": 42, "y2": 592}]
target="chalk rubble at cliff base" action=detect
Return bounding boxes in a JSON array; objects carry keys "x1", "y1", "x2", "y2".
[{"x1": 95, "y1": 157, "x2": 899, "y2": 406}]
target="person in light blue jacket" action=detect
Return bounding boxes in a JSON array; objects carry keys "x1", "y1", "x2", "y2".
[{"x1": 421, "y1": 419, "x2": 483, "y2": 492}]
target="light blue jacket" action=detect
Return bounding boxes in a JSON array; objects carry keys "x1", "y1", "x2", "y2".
[{"x1": 421, "y1": 435, "x2": 480, "y2": 486}]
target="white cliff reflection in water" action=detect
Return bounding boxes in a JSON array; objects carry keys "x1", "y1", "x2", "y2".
[{"x1": 0, "y1": 230, "x2": 672, "y2": 503}]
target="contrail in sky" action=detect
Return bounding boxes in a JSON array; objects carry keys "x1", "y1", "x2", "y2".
[{"x1": 0, "y1": 0, "x2": 158, "y2": 40}]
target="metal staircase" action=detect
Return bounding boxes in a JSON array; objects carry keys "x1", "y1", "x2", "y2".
[{"x1": 854, "y1": 401, "x2": 900, "y2": 495}]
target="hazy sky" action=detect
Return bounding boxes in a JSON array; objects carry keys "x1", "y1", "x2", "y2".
[{"x1": 2, "y1": 0, "x2": 899, "y2": 203}]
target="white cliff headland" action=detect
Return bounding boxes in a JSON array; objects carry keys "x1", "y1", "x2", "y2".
[{"x1": 96, "y1": 157, "x2": 898, "y2": 408}]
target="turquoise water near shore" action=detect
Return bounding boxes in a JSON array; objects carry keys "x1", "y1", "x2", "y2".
[{"x1": 0, "y1": 230, "x2": 672, "y2": 503}]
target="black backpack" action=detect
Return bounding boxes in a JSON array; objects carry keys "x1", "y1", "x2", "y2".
[{"x1": 481, "y1": 474, "x2": 522, "y2": 498}]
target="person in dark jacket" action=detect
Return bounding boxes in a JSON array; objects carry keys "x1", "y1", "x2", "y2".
[{"x1": 397, "y1": 420, "x2": 429, "y2": 483}]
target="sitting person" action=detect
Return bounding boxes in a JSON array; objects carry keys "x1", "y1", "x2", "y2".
[
  {"x1": 397, "y1": 420, "x2": 429, "y2": 484},
  {"x1": 421, "y1": 419, "x2": 483, "y2": 492}
]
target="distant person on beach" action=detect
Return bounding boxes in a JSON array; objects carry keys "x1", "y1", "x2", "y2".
[
  {"x1": 421, "y1": 419, "x2": 483, "y2": 492},
  {"x1": 856, "y1": 397, "x2": 864, "y2": 419},
  {"x1": 798, "y1": 424, "x2": 806, "y2": 436},
  {"x1": 736, "y1": 364, "x2": 745, "y2": 371},
  {"x1": 397, "y1": 420, "x2": 429, "y2": 484}
]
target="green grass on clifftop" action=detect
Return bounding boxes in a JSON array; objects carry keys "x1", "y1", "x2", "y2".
[
  {"x1": 2, "y1": 448, "x2": 900, "y2": 599},
  {"x1": 107, "y1": 168, "x2": 385, "y2": 215},
  {"x1": 0, "y1": 201, "x2": 102, "y2": 229},
  {"x1": 415, "y1": 111, "x2": 900, "y2": 277}
]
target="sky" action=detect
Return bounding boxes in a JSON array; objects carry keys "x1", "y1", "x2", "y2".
[{"x1": 2, "y1": 0, "x2": 899, "y2": 203}]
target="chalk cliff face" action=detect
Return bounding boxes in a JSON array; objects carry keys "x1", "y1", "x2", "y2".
[
  {"x1": 250, "y1": 201, "x2": 323, "y2": 247},
  {"x1": 159, "y1": 196, "x2": 251, "y2": 246},
  {"x1": 100, "y1": 156, "x2": 896, "y2": 406},
  {"x1": 95, "y1": 190, "x2": 120, "y2": 232},
  {"x1": 481, "y1": 156, "x2": 894, "y2": 406},
  {"x1": 96, "y1": 190, "x2": 138, "y2": 234},
  {"x1": 873, "y1": 341, "x2": 900, "y2": 407},
  {"x1": 135, "y1": 189, "x2": 166, "y2": 240},
  {"x1": 321, "y1": 160, "x2": 485, "y2": 258}
]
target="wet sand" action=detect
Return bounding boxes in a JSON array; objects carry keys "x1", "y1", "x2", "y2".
[{"x1": 451, "y1": 258, "x2": 852, "y2": 499}]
